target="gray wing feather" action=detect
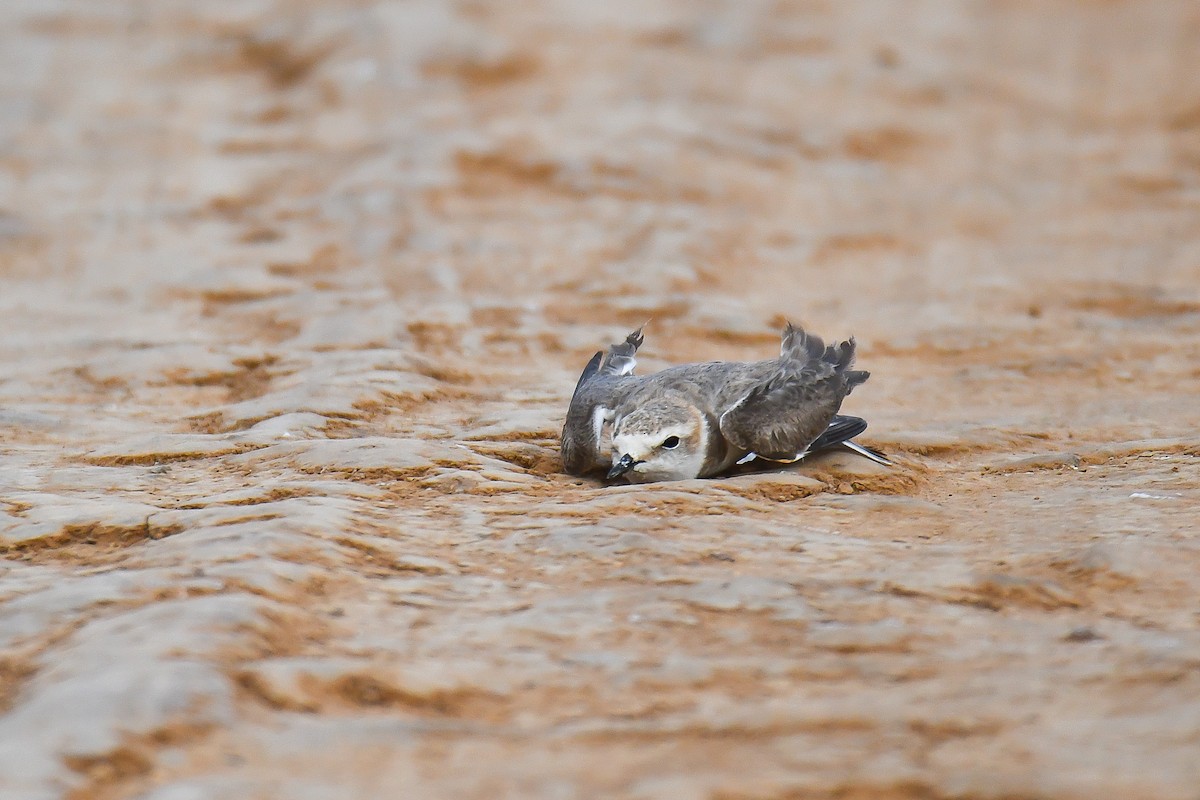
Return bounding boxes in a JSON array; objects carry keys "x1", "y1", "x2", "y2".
[
  {"x1": 561, "y1": 327, "x2": 647, "y2": 475},
  {"x1": 808, "y1": 414, "x2": 868, "y2": 452},
  {"x1": 571, "y1": 351, "x2": 603, "y2": 401},
  {"x1": 599, "y1": 326, "x2": 645, "y2": 376},
  {"x1": 823, "y1": 335, "x2": 869, "y2": 393},
  {"x1": 719, "y1": 325, "x2": 866, "y2": 460}
]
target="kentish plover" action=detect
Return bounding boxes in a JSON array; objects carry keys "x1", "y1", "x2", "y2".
[{"x1": 561, "y1": 323, "x2": 889, "y2": 483}]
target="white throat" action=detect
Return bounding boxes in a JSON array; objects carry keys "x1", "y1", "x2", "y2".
[{"x1": 611, "y1": 417, "x2": 710, "y2": 482}]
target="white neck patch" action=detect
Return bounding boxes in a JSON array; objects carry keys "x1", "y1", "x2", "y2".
[{"x1": 591, "y1": 405, "x2": 614, "y2": 445}]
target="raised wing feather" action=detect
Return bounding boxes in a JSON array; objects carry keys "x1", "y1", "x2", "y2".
[
  {"x1": 599, "y1": 326, "x2": 645, "y2": 376},
  {"x1": 718, "y1": 325, "x2": 866, "y2": 460},
  {"x1": 561, "y1": 327, "x2": 647, "y2": 475},
  {"x1": 718, "y1": 365, "x2": 841, "y2": 459},
  {"x1": 570, "y1": 351, "x2": 603, "y2": 402}
]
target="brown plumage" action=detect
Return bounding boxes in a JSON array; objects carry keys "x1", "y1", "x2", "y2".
[{"x1": 561, "y1": 322, "x2": 887, "y2": 483}]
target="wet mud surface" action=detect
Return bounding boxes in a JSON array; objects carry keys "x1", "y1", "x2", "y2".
[{"x1": 2, "y1": 1, "x2": 1200, "y2": 798}]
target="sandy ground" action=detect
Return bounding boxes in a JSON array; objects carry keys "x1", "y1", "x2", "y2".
[{"x1": 2, "y1": 1, "x2": 1200, "y2": 798}]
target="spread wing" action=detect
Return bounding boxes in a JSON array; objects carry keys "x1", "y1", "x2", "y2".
[
  {"x1": 719, "y1": 324, "x2": 866, "y2": 461},
  {"x1": 560, "y1": 327, "x2": 646, "y2": 475},
  {"x1": 598, "y1": 326, "x2": 644, "y2": 377},
  {"x1": 570, "y1": 351, "x2": 603, "y2": 402}
]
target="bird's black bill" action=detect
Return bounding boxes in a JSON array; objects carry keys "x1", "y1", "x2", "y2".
[{"x1": 607, "y1": 454, "x2": 639, "y2": 480}]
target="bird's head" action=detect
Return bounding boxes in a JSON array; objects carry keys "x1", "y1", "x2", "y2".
[{"x1": 608, "y1": 396, "x2": 708, "y2": 483}]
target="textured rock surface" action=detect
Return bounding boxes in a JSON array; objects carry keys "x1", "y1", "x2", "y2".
[{"x1": 3, "y1": 1, "x2": 1200, "y2": 798}]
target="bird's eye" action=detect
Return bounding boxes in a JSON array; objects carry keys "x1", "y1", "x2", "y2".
[{"x1": 661, "y1": 436, "x2": 681, "y2": 449}]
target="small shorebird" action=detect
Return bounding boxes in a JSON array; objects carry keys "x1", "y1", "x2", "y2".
[{"x1": 561, "y1": 322, "x2": 889, "y2": 483}]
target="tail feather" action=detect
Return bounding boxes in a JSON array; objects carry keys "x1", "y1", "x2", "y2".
[
  {"x1": 809, "y1": 416, "x2": 894, "y2": 466},
  {"x1": 840, "y1": 440, "x2": 893, "y2": 466},
  {"x1": 809, "y1": 415, "x2": 868, "y2": 452}
]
